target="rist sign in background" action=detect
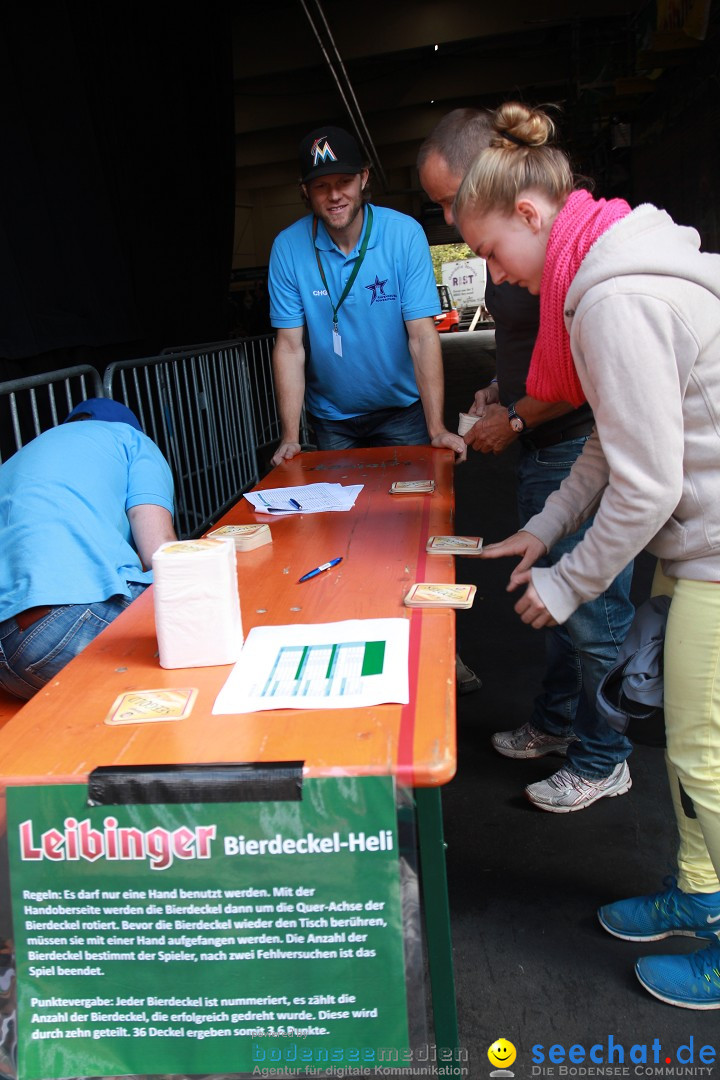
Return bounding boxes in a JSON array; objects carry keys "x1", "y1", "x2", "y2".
[{"x1": 7, "y1": 776, "x2": 410, "y2": 1078}]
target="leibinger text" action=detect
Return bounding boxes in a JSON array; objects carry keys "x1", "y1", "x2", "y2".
[{"x1": 17, "y1": 817, "x2": 395, "y2": 871}]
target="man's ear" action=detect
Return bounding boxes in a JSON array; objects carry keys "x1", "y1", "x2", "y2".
[
  {"x1": 516, "y1": 197, "x2": 544, "y2": 233},
  {"x1": 360, "y1": 168, "x2": 369, "y2": 190}
]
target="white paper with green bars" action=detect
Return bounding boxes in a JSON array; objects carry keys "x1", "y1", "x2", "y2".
[{"x1": 213, "y1": 618, "x2": 410, "y2": 713}]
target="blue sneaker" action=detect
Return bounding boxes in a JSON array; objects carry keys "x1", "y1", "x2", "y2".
[
  {"x1": 636, "y1": 942, "x2": 720, "y2": 1009},
  {"x1": 598, "y1": 878, "x2": 720, "y2": 942}
]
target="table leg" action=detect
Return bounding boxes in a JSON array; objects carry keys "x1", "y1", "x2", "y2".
[{"x1": 415, "y1": 785, "x2": 459, "y2": 1059}]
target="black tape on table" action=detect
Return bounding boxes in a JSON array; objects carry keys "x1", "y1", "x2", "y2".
[{"x1": 87, "y1": 761, "x2": 304, "y2": 806}]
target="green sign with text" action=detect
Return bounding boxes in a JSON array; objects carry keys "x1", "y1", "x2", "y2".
[{"x1": 8, "y1": 776, "x2": 410, "y2": 1078}]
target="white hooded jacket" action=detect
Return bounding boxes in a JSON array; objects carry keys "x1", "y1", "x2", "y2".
[{"x1": 524, "y1": 204, "x2": 720, "y2": 624}]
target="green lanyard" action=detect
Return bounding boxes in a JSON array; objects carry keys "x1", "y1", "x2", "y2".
[{"x1": 312, "y1": 205, "x2": 373, "y2": 332}]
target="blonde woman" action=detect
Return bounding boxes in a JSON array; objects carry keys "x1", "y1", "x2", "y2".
[{"x1": 453, "y1": 101, "x2": 720, "y2": 1010}]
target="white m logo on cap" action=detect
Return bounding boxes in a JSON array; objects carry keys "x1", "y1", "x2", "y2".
[{"x1": 312, "y1": 138, "x2": 337, "y2": 165}]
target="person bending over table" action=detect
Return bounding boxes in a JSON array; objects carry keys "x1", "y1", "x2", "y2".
[
  {"x1": 0, "y1": 398, "x2": 176, "y2": 700},
  {"x1": 417, "y1": 109, "x2": 635, "y2": 814},
  {"x1": 454, "y1": 100, "x2": 720, "y2": 1010}
]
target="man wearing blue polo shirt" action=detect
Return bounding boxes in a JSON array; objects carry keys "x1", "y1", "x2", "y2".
[
  {"x1": 0, "y1": 399, "x2": 176, "y2": 699},
  {"x1": 268, "y1": 125, "x2": 465, "y2": 464}
]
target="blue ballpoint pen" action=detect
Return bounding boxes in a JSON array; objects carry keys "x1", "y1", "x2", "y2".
[{"x1": 297, "y1": 557, "x2": 343, "y2": 583}]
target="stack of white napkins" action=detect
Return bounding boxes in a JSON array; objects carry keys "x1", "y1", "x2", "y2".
[
  {"x1": 244, "y1": 482, "x2": 363, "y2": 514},
  {"x1": 152, "y1": 538, "x2": 244, "y2": 668}
]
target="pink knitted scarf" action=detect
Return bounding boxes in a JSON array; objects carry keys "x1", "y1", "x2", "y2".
[{"x1": 526, "y1": 189, "x2": 631, "y2": 406}]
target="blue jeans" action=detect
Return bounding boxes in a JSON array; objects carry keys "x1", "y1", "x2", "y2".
[
  {"x1": 308, "y1": 399, "x2": 429, "y2": 450},
  {"x1": 517, "y1": 437, "x2": 635, "y2": 779},
  {"x1": 0, "y1": 583, "x2": 147, "y2": 700}
]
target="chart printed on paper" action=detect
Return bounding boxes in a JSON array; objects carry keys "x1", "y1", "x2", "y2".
[{"x1": 213, "y1": 619, "x2": 410, "y2": 713}]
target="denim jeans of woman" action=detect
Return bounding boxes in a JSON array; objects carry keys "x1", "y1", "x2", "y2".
[
  {"x1": 517, "y1": 437, "x2": 635, "y2": 779},
  {"x1": 0, "y1": 583, "x2": 147, "y2": 700}
]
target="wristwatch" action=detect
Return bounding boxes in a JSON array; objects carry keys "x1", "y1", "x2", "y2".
[{"x1": 507, "y1": 402, "x2": 528, "y2": 433}]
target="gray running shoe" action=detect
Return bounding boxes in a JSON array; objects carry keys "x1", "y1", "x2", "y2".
[
  {"x1": 456, "y1": 654, "x2": 482, "y2": 695},
  {"x1": 525, "y1": 761, "x2": 632, "y2": 813},
  {"x1": 491, "y1": 721, "x2": 576, "y2": 759}
]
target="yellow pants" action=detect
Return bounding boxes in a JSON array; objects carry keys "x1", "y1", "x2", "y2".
[{"x1": 653, "y1": 568, "x2": 720, "y2": 892}]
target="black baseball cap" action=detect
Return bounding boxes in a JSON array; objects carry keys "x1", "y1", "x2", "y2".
[{"x1": 299, "y1": 126, "x2": 365, "y2": 183}]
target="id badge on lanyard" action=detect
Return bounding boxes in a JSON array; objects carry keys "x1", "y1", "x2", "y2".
[{"x1": 312, "y1": 205, "x2": 374, "y2": 360}]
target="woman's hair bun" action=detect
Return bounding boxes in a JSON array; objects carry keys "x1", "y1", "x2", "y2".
[{"x1": 493, "y1": 102, "x2": 555, "y2": 148}]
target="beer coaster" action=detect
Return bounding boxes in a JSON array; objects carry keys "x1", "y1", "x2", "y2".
[
  {"x1": 403, "y1": 583, "x2": 476, "y2": 609},
  {"x1": 390, "y1": 480, "x2": 435, "y2": 494},
  {"x1": 160, "y1": 539, "x2": 225, "y2": 555},
  {"x1": 104, "y1": 688, "x2": 199, "y2": 725},
  {"x1": 426, "y1": 535, "x2": 483, "y2": 555},
  {"x1": 207, "y1": 523, "x2": 272, "y2": 551}
]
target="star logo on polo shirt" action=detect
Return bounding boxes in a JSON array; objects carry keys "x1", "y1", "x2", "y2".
[{"x1": 365, "y1": 275, "x2": 389, "y2": 304}]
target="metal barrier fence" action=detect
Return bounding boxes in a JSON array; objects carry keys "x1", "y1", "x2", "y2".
[
  {"x1": 0, "y1": 336, "x2": 315, "y2": 538},
  {"x1": 0, "y1": 365, "x2": 103, "y2": 464},
  {"x1": 103, "y1": 345, "x2": 260, "y2": 539},
  {"x1": 162, "y1": 334, "x2": 314, "y2": 460}
]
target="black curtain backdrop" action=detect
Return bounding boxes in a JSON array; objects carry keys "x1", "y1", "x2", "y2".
[{"x1": 0, "y1": 2, "x2": 235, "y2": 378}]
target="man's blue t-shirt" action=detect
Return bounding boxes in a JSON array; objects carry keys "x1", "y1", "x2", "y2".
[
  {"x1": 268, "y1": 204, "x2": 440, "y2": 420},
  {"x1": 0, "y1": 422, "x2": 174, "y2": 620}
]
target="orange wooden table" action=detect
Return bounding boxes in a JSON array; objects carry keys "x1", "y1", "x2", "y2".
[
  {"x1": 0, "y1": 445, "x2": 460, "y2": 1051},
  {"x1": 0, "y1": 689, "x2": 22, "y2": 734},
  {"x1": 0, "y1": 447, "x2": 458, "y2": 807}
]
